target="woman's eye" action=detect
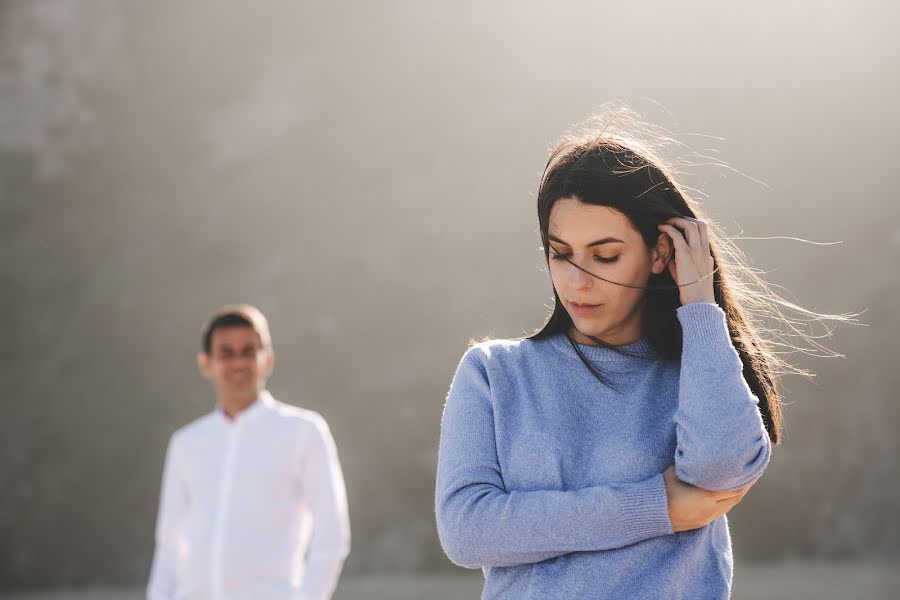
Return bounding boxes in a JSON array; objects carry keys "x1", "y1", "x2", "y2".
[{"x1": 551, "y1": 252, "x2": 618, "y2": 264}]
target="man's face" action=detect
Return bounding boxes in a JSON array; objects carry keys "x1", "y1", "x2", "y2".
[{"x1": 198, "y1": 326, "x2": 273, "y2": 401}]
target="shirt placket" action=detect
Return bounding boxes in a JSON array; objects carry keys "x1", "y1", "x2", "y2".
[{"x1": 210, "y1": 418, "x2": 243, "y2": 600}]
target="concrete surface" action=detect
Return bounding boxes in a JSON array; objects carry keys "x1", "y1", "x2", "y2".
[{"x1": 2, "y1": 562, "x2": 898, "y2": 599}]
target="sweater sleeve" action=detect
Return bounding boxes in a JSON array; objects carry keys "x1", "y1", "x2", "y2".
[
  {"x1": 673, "y1": 302, "x2": 772, "y2": 492},
  {"x1": 435, "y1": 347, "x2": 673, "y2": 569}
]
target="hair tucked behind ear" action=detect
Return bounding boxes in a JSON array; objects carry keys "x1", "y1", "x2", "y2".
[{"x1": 530, "y1": 105, "x2": 857, "y2": 445}]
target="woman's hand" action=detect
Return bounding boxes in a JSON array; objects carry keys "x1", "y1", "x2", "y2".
[
  {"x1": 663, "y1": 466, "x2": 752, "y2": 532},
  {"x1": 657, "y1": 217, "x2": 715, "y2": 305}
]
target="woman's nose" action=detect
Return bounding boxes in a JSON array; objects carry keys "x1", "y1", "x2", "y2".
[{"x1": 567, "y1": 261, "x2": 593, "y2": 289}]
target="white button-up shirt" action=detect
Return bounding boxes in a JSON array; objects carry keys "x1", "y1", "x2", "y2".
[{"x1": 147, "y1": 391, "x2": 350, "y2": 600}]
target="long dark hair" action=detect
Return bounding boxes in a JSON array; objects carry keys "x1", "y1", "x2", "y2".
[{"x1": 530, "y1": 110, "x2": 852, "y2": 446}]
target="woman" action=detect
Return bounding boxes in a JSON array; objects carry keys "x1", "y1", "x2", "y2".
[{"x1": 435, "y1": 113, "x2": 786, "y2": 599}]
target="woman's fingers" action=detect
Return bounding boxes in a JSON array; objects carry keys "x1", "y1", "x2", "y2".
[
  {"x1": 714, "y1": 490, "x2": 746, "y2": 504},
  {"x1": 711, "y1": 482, "x2": 752, "y2": 501},
  {"x1": 659, "y1": 217, "x2": 716, "y2": 305},
  {"x1": 665, "y1": 466, "x2": 751, "y2": 531},
  {"x1": 715, "y1": 494, "x2": 743, "y2": 513},
  {"x1": 658, "y1": 223, "x2": 688, "y2": 286},
  {"x1": 666, "y1": 217, "x2": 701, "y2": 248},
  {"x1": 697, "y1": 220, "x2": 709, "y2": 252},
  {"x1": 658, "y1": 224, "x2": 690, "y2": 255},
  {"x1": 665, "y1": 217, "x2": 711, "y2": 254}
]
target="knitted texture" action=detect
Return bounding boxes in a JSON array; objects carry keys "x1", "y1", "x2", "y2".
[{"x1": 436, "y1": 302, "x2": 771, "y2": 599}]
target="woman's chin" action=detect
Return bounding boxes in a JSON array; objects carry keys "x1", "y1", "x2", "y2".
[{"x1": 570, "y1": 323, "x2": 607, "y2": 344}]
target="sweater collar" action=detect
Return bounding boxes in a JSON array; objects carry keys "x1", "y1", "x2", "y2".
[{"x1": 547, "y1": 332, "x2": 657, "y2": 364}]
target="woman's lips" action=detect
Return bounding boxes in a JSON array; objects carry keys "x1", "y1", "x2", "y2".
[{"x1": 568, "y1": 301, "x2": 603, "y2": 316}]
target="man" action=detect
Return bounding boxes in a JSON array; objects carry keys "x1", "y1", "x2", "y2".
[{"x1": 148, "y1": 304, "x2": 350, "y2": 600}]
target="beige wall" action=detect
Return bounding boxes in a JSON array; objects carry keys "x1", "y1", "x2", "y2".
[{"x1": 2, "y1": 0, "x2": 898, "y2": 587}]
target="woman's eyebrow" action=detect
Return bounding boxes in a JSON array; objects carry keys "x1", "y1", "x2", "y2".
[{"x1": 547, "y1": 234, "x2": 624, "y2": 247}]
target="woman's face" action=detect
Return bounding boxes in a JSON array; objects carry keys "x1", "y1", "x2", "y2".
[{"x1": 547, "y1": 197, "x2": 668, "y2": 346}]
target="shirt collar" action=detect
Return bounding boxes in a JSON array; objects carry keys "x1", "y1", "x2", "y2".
[{"x1": 216, "y1": 390, "x2": 275, "y2": 424}]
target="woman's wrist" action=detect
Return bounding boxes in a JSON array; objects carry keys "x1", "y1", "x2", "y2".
[{"x1": 679, "y1": 297, "x2": 716, "y2": 306}]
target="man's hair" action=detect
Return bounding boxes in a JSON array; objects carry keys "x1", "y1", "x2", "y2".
[{"x1": 201, "y1": 304, "x2": 272, "y2": 354}]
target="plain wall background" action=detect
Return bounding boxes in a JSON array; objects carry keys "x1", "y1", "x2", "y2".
[{"x1": 1, "y1": 0, "x2": 898, "y2": 587}]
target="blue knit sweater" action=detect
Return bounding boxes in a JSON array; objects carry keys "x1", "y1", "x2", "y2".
[{"x1": 435, "y1": 302, "x2": 771, "y2": 599}]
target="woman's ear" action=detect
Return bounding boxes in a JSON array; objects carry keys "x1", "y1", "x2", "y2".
[{"x1": 650, "y1": 232, "x2": 672, "y2": 275}]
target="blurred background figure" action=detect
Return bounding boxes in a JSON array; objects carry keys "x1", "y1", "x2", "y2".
[
  {"x1": 1, "y1": 1, "x2": 898, "y2": 599},
  {"x1": 147, "y1": 304, "x2": 349, "y2": 600}
]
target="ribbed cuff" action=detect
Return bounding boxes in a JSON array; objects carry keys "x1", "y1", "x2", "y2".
[
  {"x1": 676, "y1": 302, "x2": 733, "y2": 352},
  {"x1": 617, "y1": 473, "x2": 674, "y2": 542}
]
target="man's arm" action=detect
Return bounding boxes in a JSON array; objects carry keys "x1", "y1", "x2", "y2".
[
  {"x1": 147, "y1": 433, "x2": 189, "y2": 600},
  {"x1": 296, "y1": 416, "x2": 351, "y2": 600}
]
